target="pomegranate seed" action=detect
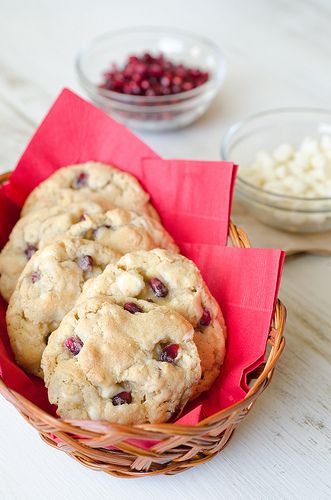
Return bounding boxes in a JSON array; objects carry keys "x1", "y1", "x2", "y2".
[
  {"x1": 129, "y1": 55, "x2": 139, "y2": 64},
  {"x1": 24, "y1": 245, "x2": 37, "y2": 260},
  {"x1": 73, "y1": 172, "x2": 88, "y2": 189},
  {"x1": 182, "y1": 82, "x2": 193, "y2": 91},
  {"x1": 161, "y1": 87, "x2": 171, "y2": 96},
  {"x1": 159, "y1": 344, "x2": 179, "y2": 363},
  {"x1": 172, "y1": 85, "x2": 181, "y2": 94},
  {"x1": 78, "y1": 255, "x2": 93, "y2": 271},
  {"x1": 65, "y1": 336, "x2": 83, "y2": 355},
  {"x1": 31, "y1": 271, "x2": 41, "y2": 283},
  {"x1": 142, "y1": 52, "x2": 153, "y2": 63},
  {"x1": 141, "y1": 79, "x2": 150, "y2": 90},
  {"x1": 99, "y1": 52, "x2": 209, "y2": 97},
  {"x1": 123, "y1": 302, "x2": 143, "y2": 314},
  {"x1": 160, "y1": 76, "x2": 171, "y2": 87},
  {"x1": 176, "y1": 66, "x2": 186, "y2": 78},
  {"x1": 149, "y1": 63, "x2": 162, "y2": 77},
  {"x1": 199, "y1": 309, "x2": 211, "y2": 327},
  {"x1": 172, "y1": 76, "x2": 182, "y2": 86},
  {"x1": 132, "y1": 73, "x2": 142, "y2": 83},
  {"x1": 149, "y1": 277, "x2": 168, "y2": 298},
  {"x1": 112, "y1": 391, "x2": 132, "y2": 405}
]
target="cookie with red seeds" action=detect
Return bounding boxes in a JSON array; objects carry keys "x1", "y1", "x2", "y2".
[
  {"x1": 41, "y1": 296, "x2": 201, "y2": 424},
  {"x1": 67, "y1": 207, "x2": 178, "y2": 255},
  {"x1": 21, "y1": 161, "x2": 159, "y2": 221},
  {"x1": 79, "y1": 249, "x2": 227, "y2": 399},
  {"x1": 0, "y1": 200, "x2": 114, "y2": 302},
  {"x1": 6, "y1": 237, "x2": 119, "y2": 378}
]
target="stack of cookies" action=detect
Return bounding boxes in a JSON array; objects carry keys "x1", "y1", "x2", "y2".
[{"x1": 0, "y1": 162, "x2": 226, "y2": 425}]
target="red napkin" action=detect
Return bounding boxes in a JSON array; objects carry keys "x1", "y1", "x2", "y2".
[
  {"x1": 0, "y1": 89, "x2": 285, "y2": 428},
  {"x1": 181, "y1": 244, "x2": 284, "y2": 419},
  {"x1": 140, "y1": 158, "x2": 237, "y2": 246},
  {"x1": 0, "y1": 183, "x2": 20, "y2": 248},
  {"x1": 5, "y1": 89, "x2": 159, "y2": 208}
]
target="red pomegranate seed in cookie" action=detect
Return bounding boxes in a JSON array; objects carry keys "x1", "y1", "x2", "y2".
[
  {"x1": 123, "y1": 302, "x2": 143, "y2": 314},
  {"x1": 112, "y1": 391, "x2": 132, "y2": 405},
  {"x1": 24, "y1": 245, "x2": 37, "y2": 260},
  {"x1": 159, "y1": 344, "x2": 179, "y2": 363},
  {"x1": 65, "y1": 335, "x2": 83, "y2": 355},
  {"x1": 73, "y1": 172, "x2": 88, "y2": 189},
  {"x1": 78, "y1": 255, "x2": 93, "y2": 271},
  {"x1": 199, "y1": 308, "x2": 211, "y2": 327},
  {"x1": 149, "y1": 277, "x2": 168, "y2": 298},
  {"x1": 31, "y1": 271, "x2": 41, "y2": 283}
]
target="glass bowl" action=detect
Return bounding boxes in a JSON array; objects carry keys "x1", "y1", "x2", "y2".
[
  {"x1": 76, "y1": 27, "x2": 226, "y2": 131},
  {"x1": 221, "y1": 108, "x2": 331, "y2": 233}
]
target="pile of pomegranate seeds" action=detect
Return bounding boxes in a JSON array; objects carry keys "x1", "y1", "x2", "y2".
[{"x1": 100, "y1": 52, "x2": 209, "y2": 97}]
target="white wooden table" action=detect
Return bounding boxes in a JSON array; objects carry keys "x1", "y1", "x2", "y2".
[{"x1": 0, "y1": 1, "x2": 330, "y2": 498}]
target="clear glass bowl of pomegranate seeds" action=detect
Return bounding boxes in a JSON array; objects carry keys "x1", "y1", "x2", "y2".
[{"x1": 76, "y1": 27, "x2": 226, "y2": 131}]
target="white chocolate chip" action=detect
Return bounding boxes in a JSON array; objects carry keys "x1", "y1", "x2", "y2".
[
  {"x1": 300, "y1": 137, "x2": 319, "y2": 157},
  {"x1": 294, "y1": 152, "x2": 310, "y2": 170},
  {"x1": 241, "y1": 135, "x2": 331, "y2": 199},
  {"x1": 256, "y1": 150, "x2": 274, "y2": 170},
  {"x1": 321, "y1": 135, "x2": 331, "y2": 152},
  {"x1": 275, "y1": 165, "x2": 287, "y2": 179},
  {"x1": 116, "y1": 271, "x2": 144, "y2": 296},
  {"x1": 273, "y1": 144, "x2": 293, "y2": 163},
  {"x1": 311, "y1": 154, "x2": 326, "y2": 171}
]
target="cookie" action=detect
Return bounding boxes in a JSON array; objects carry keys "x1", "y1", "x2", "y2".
[
  {"x1": 41, "y1": 296, "x2": 201, "y2": 424},
  {"x1": 67, "y1": 208, "x2": 178, "y2": 255},
  {"x1": 21, "y1": 162, "x2": 159, "y2": 220},
  {"x1": 80, "y1": 249, "x2": 226, "y2": 399},
  {"x1": 6, "y1": 237, "x2": 120, "y2": 378},
  {"x1": 0, "y1": 200, "x2": 114, "y2": 302}
]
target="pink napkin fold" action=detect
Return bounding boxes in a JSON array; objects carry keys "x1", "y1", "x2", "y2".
[{"x1": 0, "y1": 89, "x2": 284, "y2": 428}]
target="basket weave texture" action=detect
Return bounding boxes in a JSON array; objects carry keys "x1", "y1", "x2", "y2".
[{"x1": 0, "y1": 171, "x2": 286, "y2": 477}]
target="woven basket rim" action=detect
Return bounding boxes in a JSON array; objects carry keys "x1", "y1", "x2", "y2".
[{"x1": 0, "y1": 169, "x2": 286, "y2": 434}]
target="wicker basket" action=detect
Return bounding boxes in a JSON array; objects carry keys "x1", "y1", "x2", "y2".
[{"x1": 0, "y1": 171, "x2": 286, "y2": 477}]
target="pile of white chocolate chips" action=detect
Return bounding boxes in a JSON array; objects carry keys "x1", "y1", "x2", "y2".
[{"x1": 242, "y1": 135, "x2": 331, "y2": 198}]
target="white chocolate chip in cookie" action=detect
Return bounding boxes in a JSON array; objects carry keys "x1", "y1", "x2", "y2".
[{"x1": 116, "y1": 271, "x2": 145, "y2": 296}]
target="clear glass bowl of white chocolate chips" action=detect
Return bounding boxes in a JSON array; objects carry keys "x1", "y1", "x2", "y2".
[{"x1": 221, "y1": 108, "x2": 331, "y2": 232}]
